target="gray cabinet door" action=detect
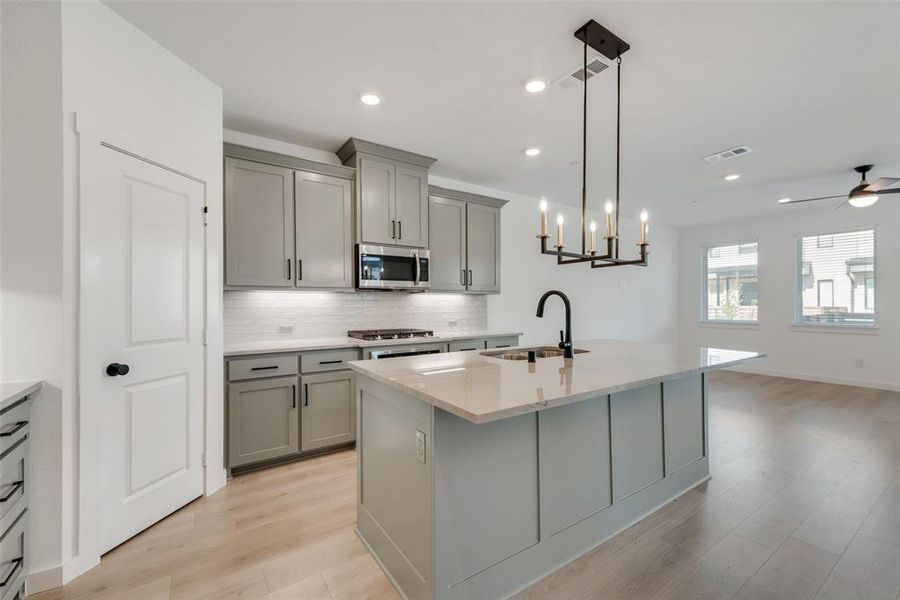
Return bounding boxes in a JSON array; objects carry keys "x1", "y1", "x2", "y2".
[
  {"x1": 225, "y1": 158, "x2": 295, "y2": 287},
  {"x1": 428, "y1": 196, "x2": 467, "y2": 291},
  {"x1": 228, "y1": 376, "x2": 299, "y2": 467},
  {"x1": 295, "y1": 171, "x2": 353, "y2": 289},
  {"x1": 395, "y1": 165, "x2": 428, "y2": 248},
  {"x1": 359, "y1": 157, "x2": 395, "y2": 245},
  {"x1": 301, "y1": 370, "x2": 356, "y2": 452},
  {"x1": 466, "y1": 204, "x2": 501, "y2": 293}
]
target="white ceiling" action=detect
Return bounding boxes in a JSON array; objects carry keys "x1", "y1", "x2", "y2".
[{"x1": 107, "y1": 1, "x2": 900, "y2": 227}]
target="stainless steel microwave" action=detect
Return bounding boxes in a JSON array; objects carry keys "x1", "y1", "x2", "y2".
[{"x1": 357, "y1": 244, "x2": 430, "y2": 290}]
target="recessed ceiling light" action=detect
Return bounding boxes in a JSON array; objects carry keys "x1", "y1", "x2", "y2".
[
  {"x1": 724, "y1": 173, "x2": 741, "y2": 181},
  {"x1": 525, "y1": 79, "x2": 546, "y2": 93},
  {"x1": 777, "y1": 197, "x2": 792, "y2": 204},
  {"x1": 525, "y1": 147, "x2": 541, "y2": 157},
  {"x1": 360, "y1": 94, "x2": 380, "y2": 106}
]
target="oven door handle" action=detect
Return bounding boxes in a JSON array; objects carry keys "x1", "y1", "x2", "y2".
[{"x1": 414, "y1": 251, "x2": 421, "y2": 286}]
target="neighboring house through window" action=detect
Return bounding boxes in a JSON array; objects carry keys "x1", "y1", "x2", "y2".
[
  {"x1": 798, "y1": 229, "x2": 875, "y2": 325},
  {"x1": 703, "y1": 242, "x2": 759, "y2": 321}
]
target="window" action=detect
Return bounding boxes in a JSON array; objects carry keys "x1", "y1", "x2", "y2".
[
  {"x1": 798, "y1": 229, "x2": 874, "y2": 326},
  {"x1": 703, "y1": 242, "x2": 759, "y2": 321}
]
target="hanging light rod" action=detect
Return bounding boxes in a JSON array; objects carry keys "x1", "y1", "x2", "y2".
[{"x1": 536, "y1": 19, "x2": 649, "y2": 270}]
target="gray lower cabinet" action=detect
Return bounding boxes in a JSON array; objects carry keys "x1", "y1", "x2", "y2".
[
  {"x1": 225, "y1": 157, "x2": 294, "y2": 287},
  {"x1": 295, "y1": 171, "x2": 353, "y2": 288},
  {"x1": 300, "y1": 370, "x2": 356, "y2": 452},
  {"x1": 447, "y1": 339, "x2": 486, "y2": 352},
  {"x1": 0, "y1": 387, "x2": 34, "y2": 600},
  {"x1": 228, "y1": 376, "x2": 299, "y2": 468}
]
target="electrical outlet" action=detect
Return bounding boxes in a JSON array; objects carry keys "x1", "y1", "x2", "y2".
[
  {"x1": 415, "y1": 430, "x2": 426, "y2": 463},
  {"x1": 855, "y1": 358, "x2": 865, "y2": 368},
  {"x1": 278, "y1": 324, "x2": 294, "y2": 335}
]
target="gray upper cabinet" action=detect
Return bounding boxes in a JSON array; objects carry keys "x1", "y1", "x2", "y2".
[
  {"x1": 295, "y1": 171, "x2": 353, "y2": 288},
  {"x1": 301, "y1": 370, "x2": 356, "y2": 452},
  {"x1": 225, "y1": 157, "x2": 294, "y2": 287},
  {"x1": 338, "y1": 138, "x2": 436, "y2": 249},
  {"x1": 228, "y1": 376, "x2": 299, "y2": 468},
  {"x1": 359, "y1": 157, "x2": 396, "y2": 245},
  {"x1": 395, "y1": 165, "x2": 429, "y2": 247},
  {"x1": 224, "y1": 145, "x2": 356, "y2": 290},
  {"x1": 429, "y1": 196, "x2": 467, "y2": 291},
  {"x1": 429, "y1": 187, "x2": 506, "y2": 294},
  {"x1": 466, "y1": 204, "x2": 501, "y2": 293}
]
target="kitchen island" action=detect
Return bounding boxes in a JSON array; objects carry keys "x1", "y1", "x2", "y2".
[{"x1": 348, "y1": 339, "x2": 763, "y2": 600}]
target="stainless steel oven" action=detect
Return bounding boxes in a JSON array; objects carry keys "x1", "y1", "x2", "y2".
[
  {"x1": 368, "y1": 345, "x2": 443, "y2": 359},
  {"x1": 357, "y1": 244, "x2": 430, "y2": 290}
]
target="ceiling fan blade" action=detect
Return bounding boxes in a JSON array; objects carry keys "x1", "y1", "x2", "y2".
[
  {"x1": 876, "y1": 188, "x2": 900, "y2": 195},
  {"x1": 865, "y1": 177, "x2": 900, "y2": 192},
  {"x1": 780, "y1": 194, "x2": 846, "y2": 204},
  {"x1": 833, "y1": 198, "x2": 849, "y2": 210}
]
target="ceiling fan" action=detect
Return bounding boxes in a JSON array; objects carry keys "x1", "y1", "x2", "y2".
[{"x1": 778, "y1": 164, "x2": 900, "y2": 208}]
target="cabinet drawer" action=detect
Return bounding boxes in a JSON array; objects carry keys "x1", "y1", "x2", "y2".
[
  {"x1": 0, "y1": 510, "x2": 25, "y2": 600},
  {"x1": 301, "y1": 349, "x2": 359, "y2": 373},
  {"x1": 228, "y1": 355, "x2": 298, "y2": 381},
  {"x1": 485, "y1": 336, "x2": 519, "y2": 349},
  {"x1": 0, "y1": 401, "x2": 30, "y2": 458},
  {"x1": 0, "y1": 440, "x2": 26, "y2": 524},
  {"x1": 448, "y1": 339, "x2": 486, "y2": 353}
]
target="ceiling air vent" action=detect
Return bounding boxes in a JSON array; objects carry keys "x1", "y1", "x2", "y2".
[
  {"x1": 704, "y1": 146, "x2": 753, "y2": 163},
  {"x1": 552, "y1": 54, "x2": 611, "y2": 89}
]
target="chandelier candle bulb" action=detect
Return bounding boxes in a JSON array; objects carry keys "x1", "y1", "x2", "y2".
[
  {"x1": 539, "y1": 198, "x2": 548, "y2": 237},
  {"x1": 556, "y1": 213, "x2": 565, "y2": 248},
  {"x1": 604, "y1": 200, "x2": 614, "y2": 237},
  {"x1": 589, "y1": 220, "x2": 597, "y2": 252},
  {"x1": 640, "y1": 209, "x2": 649, "y2": 244}
]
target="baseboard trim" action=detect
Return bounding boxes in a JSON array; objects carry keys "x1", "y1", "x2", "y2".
[
  {"x1": 725, "y1": 365, "x2": 900, "y2": 392},
  {"x1": 26, "y1": 564, "x2": 64, "y2": 595}
]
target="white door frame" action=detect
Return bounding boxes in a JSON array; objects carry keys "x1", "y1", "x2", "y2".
[{"x1": 73, "y1": 113, "x2": 222, "y2": 575}]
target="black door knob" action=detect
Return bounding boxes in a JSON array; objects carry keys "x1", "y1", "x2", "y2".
[{"x1": 106, "y1": 363, "x2": 130, "y2": 377}]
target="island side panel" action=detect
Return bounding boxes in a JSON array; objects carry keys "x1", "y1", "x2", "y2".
[
  {"x1": 663, "y1": 374, "x2": 706, "y2": 474},
  {"x1": 356, "y1": 376, "x2": 434, "y2": 600},
  {"x1": 431, "y1": 377, "x2": 710, "y2": 600}
]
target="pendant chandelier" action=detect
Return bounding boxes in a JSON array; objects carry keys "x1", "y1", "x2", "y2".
[{"x1": 537, "y1": 19, "x2": 649, "y2": 269}]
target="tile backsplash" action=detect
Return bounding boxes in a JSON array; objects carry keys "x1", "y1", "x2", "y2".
[{"x1": 224, "y1": 291, "x2": 487, "y2": 342}]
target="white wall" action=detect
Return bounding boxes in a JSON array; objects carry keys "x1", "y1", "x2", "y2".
[
  {"x1": 0, "y1": 0, "x2": 65, "y2": 581},
  {"x1": 678, "y1": 200, "x2": 900, "y2": 390},
  {"x1": 221, "y1": 130, "x2": 681, "y2": 347},
  {"x1": 0, "y1": 1, "x2": 223, "y2": 592}
]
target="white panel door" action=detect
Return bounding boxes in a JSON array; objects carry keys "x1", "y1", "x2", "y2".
[{"x1": 82, "y1": 145, "x2": 204, "y2": 554}]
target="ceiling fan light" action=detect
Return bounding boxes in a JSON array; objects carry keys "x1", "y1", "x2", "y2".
[{"x1": 849, "y1": 194, "x2": 879, "y2": 208}]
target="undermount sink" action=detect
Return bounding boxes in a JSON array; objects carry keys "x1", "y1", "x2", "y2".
[{"x1": 481, "y1": 346, "x2": 590, "y2": 360}]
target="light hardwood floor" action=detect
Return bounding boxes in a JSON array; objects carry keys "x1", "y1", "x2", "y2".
[{"x1": 34, "y1": 372, "x2": 900, "y2": 600}]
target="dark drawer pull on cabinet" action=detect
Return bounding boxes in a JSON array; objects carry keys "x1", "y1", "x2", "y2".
[
  {"x1": 304, "y1": 383, "x2": 309, "y2": 407},
  {"x1": 291, "y1": 385, "x2": 296, "y2": 409},
  {"x1": 0, "y1": 422, "x2": 27, "y2": 437},
  {"x1": 250, "y1": 365, "x2": 279, "y2": 371},
  {"x1": 0, "y1": 558, "x2": 22, "y2": 587},
  {"x1": 319, "y1": 360, "x2": 343, "y2": 365},
  {"x1": 0, "y1": 481, "x2": 23, "y2": 502}
]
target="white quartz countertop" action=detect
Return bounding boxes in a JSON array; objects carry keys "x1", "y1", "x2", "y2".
[
  {"x1": 223, "y1": 331, "x2": 522, "y2": 357},
  {"x1": 348, "y1": 339, "x2": 764, "y2": 424},
  {"x1": 0, "y1": 380, "x2": 42, "y2": 412}
]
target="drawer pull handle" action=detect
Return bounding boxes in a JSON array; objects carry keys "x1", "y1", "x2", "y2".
[
  {"x1": 319, "y1": 360, "x2": 343, "y2": 365},
  {"x1": 250, "y1": 366, "x2": 279, "y2": 371},
  {"x1": 304, "y1": 383, "x2": 309, "y2": 407},
  {"x1": 495, "y1": 345, "x2": 511, "y2": 348},
  {"x1": 0, "y1": 422, "x2": 27, "y2": 438},
  {"x1": 0, "y1": 481, "x2": 23, "y2": 503},
  {"x1": 0, "y1": 558, "x2": 22, "y2": 588},
  {"x1": 291, "y1": 385, "x2": 296, "y2": 409}
]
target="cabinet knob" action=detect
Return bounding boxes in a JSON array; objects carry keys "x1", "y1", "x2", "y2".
[{"x1": 106, "y1": 363, "x2": 130, "y2": 377}]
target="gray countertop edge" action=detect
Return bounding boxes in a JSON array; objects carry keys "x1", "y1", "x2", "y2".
[
  {"x1": 349, "y1": 354, "x2": 766, "y2": 424},
  {"x1": 0, "y1": 380, "x2": 43, "y2": 412},
  {"x1": 223, "y1": 331, "x2": 524, "y2": 357}
]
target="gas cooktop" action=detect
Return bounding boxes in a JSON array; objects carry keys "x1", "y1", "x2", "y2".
[{"x1": 347, "y1": 328, "x2": 434, "y2": 341}]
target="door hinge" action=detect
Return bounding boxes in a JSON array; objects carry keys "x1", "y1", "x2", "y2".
[
  {"x1": 202, "y1": 330, "x2": 208, "y2": 346},
  {"x1": 201, "y1": 452, "x2": 207, "y2": 467},
  {"x1": 203, "y1": 205, "x2": 208, "y2": 226}
]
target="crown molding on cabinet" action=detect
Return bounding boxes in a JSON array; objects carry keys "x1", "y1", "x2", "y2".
[
  {"x1": 336, "y1": 138, "x2": 437, "y2": 169},
  {"x1": 428, "y1": 185, "x2": 508, "y2": 209},
  {"x1": 224, "y1": 143, "x2": 357, "y2": 180}
]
